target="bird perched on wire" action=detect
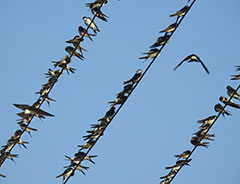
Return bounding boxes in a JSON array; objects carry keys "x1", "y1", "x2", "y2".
[
  {"x1": 191, "y1": 136, "x2": 209, "y2": 148},
  {"x1": 123, "y1": 69, "x2": 142, "y2": 84},
  {"x1": 169, "y1": 6, "x2": 189, "y2": 21},
  {"x1": 83, "y1": 16, "x2": 100, "y2": 34},
  {"x1": 5, "y1": 152, "x2": 18, "y2": 162},
  {"x1": 74, "y1": 152, "x2": 97, "y2": 164},
  {"x1": 78, "y1": 139, "x2": 96, "y2": 151},
  {"x1": 226, "y1": 86, "x2": 240, "y2": 100},
  {"x1": 78, "y1": 26, "x2": 95, "y2": 41},
  {"x1": 108, "y1": 93, "x2": 127, "y2": 106},
  {"x1": 160, "y1": 170, "x2": 176, "y2": 179},
  {"x1": 19, "y1": 124, "x2": 37, "y2": 137},
  {"x1": 91, "y1": 7, "x2": 109, "y2": 22},
  {"x1": 231, "y1": 73, "x2": 240, "y2": 80},
  {"x1": 165, "y1": 159, "x2": 191, "y2": 172},
  {"x1": 150, "y1": 35, "x2": 170, "y2": 48},
  {"x1": 173, "y1": 54, "x2": 209, "y2": 74},
  {"x1": 160, "y1": 23, "x2": 178, "y2": 33},
  {"x1": 214, "y1": 103, "x2": 231, "y2": 116},
  {"x1": 56, "y1": 168, "x2": 74, "y2": 182},
  {"x1": 66, "y1": 36, "x2": 87, "y2": 55},
  {"x1": 98, "y1": 106, "x2": 115, "y2": 122},
  {"x1": 219, "y1": 96, "x2": 240, "y2": 109},
  {"x1": 174, "y1": 150, "x2": 191, "y2": 159},
  {"x1": 65, "y1": 46, "x2": 84, "y2": 60},
  {"x1": 139, "y1": 48, "x2": 159, "y2": 61},
  {"x1": 86, "y1": 0, "x2": 108, "y2": 10},
  {"x1": 197, "y1": 115, "x2": 216, "y2": 127}
]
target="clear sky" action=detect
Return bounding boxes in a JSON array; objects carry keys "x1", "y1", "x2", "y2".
[{"x1": 1, "y1": 0, "x2": 240, "y2": 184}]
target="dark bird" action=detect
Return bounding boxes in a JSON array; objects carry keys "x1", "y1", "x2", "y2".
[
  {"x1": 231, "y1": 74, "x2": 240, "y2": 80},
  {"x1": 78, "y1": 140, "x2": 96, "y2": 151},
  {"x1": 197, "y1": 115, "x2": 216, "y2": 125},
  {"x1": 219, "y1": 96, "x2": 240, "y2": 109},
  {"x1": 165, "y1": 159, "x2": 191, "y2": 171},
  {"x1": 160, "y1": 23, "x2": 178, "y2": 33},
  {"x1": 108, "y1": 94, "x2": 127, "y2": 106},
  {"x1": 98, "y1": 106, "x2": 115, "y2": 122},
  {"x1": 91, "y1": 7, "x2": 109, "y2": 22},
  {"x1": 235, "y1": 65, "x2": 240, "y2": 71},
  {"x1": 12, "y1": 129, "x2": 23, "y2": 139},
  {"x1": 173, "y1": 54, "x2": 209, "y2": 74},
  {"x1": 214, "y1": 103, "x2": 231, "y2": 116},
  {"x1": 123, "y1": 69, "x2": 142, "y2": 84},
  {"x1": 160, "y1": 170, "x2": 176, "y2": 179},
  {"x1": 191, "y1": 136, "x2": 209, "y2": 148},
  {"x1": 83, "y1": 16, "x2": 100, "y2": 34},
  {"x1": 150, "y1": 35, "x2": 170, "y2": 48},
  {"x1": 86, "y1": 0, "x2": 108, "y2": 10},
  {"x1": 174, "y1": 150, "x2": 191, "y2": 159},
  {"x1": 19, "y1": 124, "x2": 37, "y2": 137},
  {"x1": 56, "y1": 168, "x2": 74, "y2": 182},
  {"x1": 63, "y1": 164, "x2": 89, "y2": 175},
  {"x1": 78, "y1": 26, "x2": 95, "y2": 41},
  {"x1": 169, "y1": 6, "x2": 189, "y2": 21},
  {"x1": 226, "y1": 85, "x2": 240, "y2": 100},
  {"x1": 65, "y1": 46, "x2": 84, "y2": 60},
  {"x1": 0, "y1": 173, "x2": 6, "y2": 178},
  {"x1": 74, "y1": 152, "x2": 97, "y2": 164},
  {"x1": 5, "y1": 152, "x2": 18, "y2": 162},
  {"x1": 66, "y1": 36, "x2": 87, "y2": 55},
  {"x1": 139, "y1": 48, "x2": 159, "y2": 61}
]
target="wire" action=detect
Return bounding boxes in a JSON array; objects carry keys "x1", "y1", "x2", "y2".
[{"x1": 62, "y1": 1, "x2": 197, "y2": 183}]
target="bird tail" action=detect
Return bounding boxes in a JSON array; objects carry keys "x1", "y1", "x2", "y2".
[{"x1": 169, "y1": 13, "x2": 177, "y2": 17}]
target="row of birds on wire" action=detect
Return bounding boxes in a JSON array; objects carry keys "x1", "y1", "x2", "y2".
[
  {"x1": 0, "y1": 0, "x2": 109, "y2": 179},
  {"x1": 159, "y1": 66, "x2": 240, "y2": 184},
  {"x1": 56, "y1": 1, "x2": 199, "y2": 183}
]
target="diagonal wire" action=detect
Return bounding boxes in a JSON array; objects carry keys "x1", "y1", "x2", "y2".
[
  {"x1": 161, "y1": 83, "x2": 240, "y2": 184},
  {"x1": 0, "y1": 1, "x2": 107, "y2": 170},
  {"x1": 62, "y1": 1, "x2": 197, "y2": 183}
]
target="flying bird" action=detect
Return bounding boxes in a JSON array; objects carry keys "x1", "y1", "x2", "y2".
[
  {"x1": 173, "y1": 54, "x2": 209, "y2": 74},
  {"x1": 169, "y1": 6, "x2": 189, "y2": 21},
  {"x1": 174, "y1": 150, "x2": 191, "y2": 159},
  {"x1": 219, "y1": 96, "x2": 240, "y2": 109},
  {"x1": 139, "y1": 48, "x2": 159, "y2": 61},
  {"x1": 226, "y1": 85, "x2": 240, "y2": 100},
  {"x1": 159, "y1": 23, "x2": 178, "y2": 33},
  {"x1": 123, "y1": 69, "x2": 142, "y2": 84},
  {"x1": 78, "y1": 26, "x2": 95, "y2": 41},
  {"x1": 214, "y1": 103, "x2": 231, "y2": 116},
  {"x1": 83, "y1": 16, "x2": 100, "y2": 34}
]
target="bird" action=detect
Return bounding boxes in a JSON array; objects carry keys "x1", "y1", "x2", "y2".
[
  {"x1": 160, "y1": 170, "x2": 176, "y2": 179},
  {"x1": 160, "y1": 23, "x2": 178, "y2": 33},
  {"x1": 165, "y1": 159, "x2": 191, "y2": 172},
  {"x1": 139, "y1": 48, "x2": 159, "y2": 61},
  {"x1": 226, "y1": 85, "x2": 240, "y2": 100},
  {"x1": 231, "y1": 74, "x2": 240, "y2": 80},
  {"x1": 108, "y1": 94, "x2": 127, "y2": 106},
  {"x1": 45, "y1": 68, "x2": 62, "y2": 78},
  {"x1": 197, "y1": 115, "x2": 216, "y2": 126},
  {"x1": 98, "y1": 106, "x2": 115, "y2": 122},
  {"x1": 169, "y1": 6, "x2": 189, "y2": 21},
  {"x1": 123, "y1": 69, "x2": 142, "y2": 84},
  {"x1": 65, "y1": 46, "x2": 84, "y2": 60},
  {"x1": 64, "y1": 164, "x2": 89, "y2": 175},
  {"x1": 173, "y1": 54, "x2": 209, "y2": 74},
  {"x1": 191, "y1": 137, "x2": 209, "y2": 148},
  {"x1": 214, "y1": 103, "x2": 231, "y2": 116},
  {"x1": 91, "y1": 7, "x2": 109, "y2": 22},
  {"x1": 19, "y1": 124, "x2": 37, "y2": 137},
  {"x1": 174, "y1": 150, "x2": 191, "y2": 159},
  {"x1": 74, "y1": 152, "x2": 97, "y2": 164},
  {"x1": 5, "y1": 152, "x2": 18, "y2": 162},
  {"x1": 78, "y1": 26, "x2": 95, "y2": 41},
  {"x1": 66, "y1": 36, "x2": 87, "y2": 55},
  {"x1": 150, "y1": 35, "x2": 170, "y2": 48},
  {"x1": 0, "y1": 173, "x2": 6, "y2": 178},
  {"x1": 12, "y1": 129, "x2": 23, "y2": 139},
  {"x1": 78, "y1": 139, "x2": 96, "y2": 150},
  {"x1": 193, "y1": 130, "x2": 215, "y2": 141},
  {"x1": 219, "y1": 96, "x2": 240, "y2": 109},
  {"x1": 83, "y1": 16, "x2": 100, "y2": 34},
  {"x1": 56, "y1": 168, "x2": 74, "y2": 182},
  {"x1": 86, "y1": 0, "x2": 108, "y2": 10}
]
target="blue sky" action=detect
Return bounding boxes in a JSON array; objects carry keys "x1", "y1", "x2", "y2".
[{"x1": 1, "y1": 0, "x2": 240, "y2": 183}]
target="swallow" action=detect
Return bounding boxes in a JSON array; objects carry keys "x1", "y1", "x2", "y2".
[
  {"x1": 13, "y1": 103, "x2": 54, "y2": 119},
  {"x1": 66, "y1": 36, "x2": 87, "y2": 55},
  {"x1": 219, "y1": 96, "x2": 240, "y2": 109},
  {"x1": 83, "y1": 132, "x2": 103, "y2": 141},
  {"x1": 83, "y1": 16, "x2": 100, "y2": 34},
  {"x1": 160, "y1": 170, "x2": 176, "y2": 179},
  {"x1": 193, "y1": 130, "x2": 215, "y2": 141},
  {"x1": 197, "y1": 115, "x2": 216, "y2": 125},
  {"x1": 165, "y1": 159, "x2": 191, "y2": 171},
  {"x1": 5, "y1": 152, "x2": 18, "y2": 162},
  {"x1": 52, "y1": 55, "x2": 71, "y2": 68},
  {"x1": 123, "y1": 69, "x2": 142, "y2": 84},
  {"x1": 231, "y1": 73, "x2": 240, "y2": 80},
  {"x1": 160, "y1": 179, "x2": 170, "y2": 184},
  {"x1": 191, "y1": 136, "x2": 209, "y2": 148},
  {"x1": 74, "y1": 152, "x2": 97, "y2": 164},
  {"x1": 20, "y1": 124, "x2": 37, "y2": 137},
  {"x1": 91, "y1": 120, "x2": 108, "y2": 128},
  {"x1": 122, "y1": 83, "x2": 134, "y2": 94},
  {"x1": 169, "y1": 6, "x2": 189, "y2": 21},
  {"x1": 45, "y1": 68, "x2": 62, "y2": 78},
  {"x1": 78, "y1": 139, "x2": 96, "y2": 150},
  {"x1": 98, "y1": 106, "x2": 115, "y2": 122},
  {"x1": 226, "y1": 86, "x2": 240, "y2": 100},
  {"x1": 65, "y1": 155, "x2": 81, "y2": 166},
  {"x1": 150, "y1": 35, "x2": 170, "y2": 48},
  {"x1": 78, "y1": 26, "x2": 95, "y2": 41},
  {"x1": 0, "y1": 173, "x2": 6, "y2": 178},
  {"x1": 108, "y1": 94, "x2": 127, "y2": 106},
  {"x1": 139, "y1": 48, "x2": 159, "y2": 61},
  {"x1": 12, "y1": 129, "x2": 23, "y2": 139},
  {"x1": 174, "y1": 150, "x2": 191, "y2": 159},
  {"x1": 65, "y1": 46, "x2": 84, "y2": 60},
  {"x1": 160, "y1": 23, "x2": 178, "y2": 33},
  {"x1": 86, "y1": 0, "x2": 108, "y2": 10},
  {"x1": 56, "y1": 168, "x2": 74, "y2": 182},
  {"x1": 91, "y1": 7, "x2": 109, "y2": 22},
  {"x1": 173, "y1": 54, "x2": 209, "y2": 74},
  {"x1": 214, "y1": 103, "x2": 232, "y2": 116},
  {"x1": 64, "y1": 164, "x2": 89, "y2": 175}
]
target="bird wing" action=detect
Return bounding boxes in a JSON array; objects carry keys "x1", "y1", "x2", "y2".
[
  {"x1": 197, "y1": 57, "x2": 210, "y2": 74},
  {"x1": 173, "y1": 59, "x2": 186, "y2": 71},
  {"x1": 13, "y1": 104, "x2": 30, "y2": 110}
]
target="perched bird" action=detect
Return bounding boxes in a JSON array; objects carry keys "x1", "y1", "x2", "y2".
[
  {"x1": 226, "y1": 86, "x2": 240, "y2": 100},
  {"x1": 173, "y1": 54, "x2": 209, "y2": 74},
  {"x1": 98, "y1": 106, "x2": 115, "y2": 122},
  {"x1": 91, "y1": 7, "x2": 109, "y2": 22},
  {"x1": 12, "y1": 129, "x2": 23, "y2": 139},
  {"x1": 78, "y1": 139, "x2": 96, "y2": 150},
  {"x1": 150, "y1": 35, "x2": 170, "y2": 48},
  {"x1": 169, "y1": 6, "x2": 189, "y2": 21},
  {"x1": 139, "y1": 48, "x2": 159, "y2": 61},
  {"x1": 197, "y1": 115, "x2": 216, "y2": 125},
  {"x1": 45, "y1": 68, "x2": 62, "y2": 78},
  {"x1": 174, "y1": 150, "x2": 191, "y2": 159},
  {"x1": 165, "y1": 159, "x2": 191, "y2": 172},
  {"x1": 64, "y1": 164, "x2": 89, "y2": 175},
  {"x1": 19, "y1": 124, "x2": 37, "y2": 137},
  {"x1": 122, "y1": 83, "x2": 134, "y2": 94},
  {"x1": 160, "y1": 179, "x2": 170, "y2": 184},
  {"x1": 231, "y1": 74, "x2": 240, "y2": 80},
  {"x1": 13, "y1": 103, "x2": 54, "y2": 120},
  {"x1": 74, "y1": 152, "x2": 97, "y2": 164},
  {"x1": 17, "y1": 139, "x2": 29, "y2": 149},
  {"x1": 83, "y1": 16, "x2": 100, "y2": 34},
  {"x1": 191, "y1": 136, "x2": 209, "y2": 148},
  {"x1": 123, "y1": 69, "x2": 142, "y2": 84},
  {"x1": 108, "y1": 93, "x2": 127, "y2": 106},
  {"x1": 0, "y1": 173, "x2": 6, "y2": 178},
  {"x1": 78, "y1": 26, "x2": 95, "y2": 41},
  {"x1": 160, "y1": 170, "x2": 176, "y2": 179},
  {"x1": 56, "y1": 168, "x2": 74, "y2": 182},
  {"x1": 193, "y1": 130, "x2": 215, "y2": 141},
  {"x1": 214, "y1": 103, "x2": 231, "y2": 116},
  {"x1": 66, "y1": 36, "x2": 87, "y2": 55},
  {"x1": 65, "y1": 46, "x2": 84, "y2": 60},
  {"x1": 5, "y1": 152, "x2": 18, "y2": 162},
  {"x1": 219, "y1": 96, "x2": 240, "y2": 109},
  {"x1": 160, "y1": 23, "x2": 178, "y2": 33},
  {"x1": 86, "y1": 0, "x2": 108, "y2": 10}
]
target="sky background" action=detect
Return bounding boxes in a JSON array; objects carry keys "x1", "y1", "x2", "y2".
[{"x1": 1, "y1": 0, "x2": 240, "y2": 183}]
